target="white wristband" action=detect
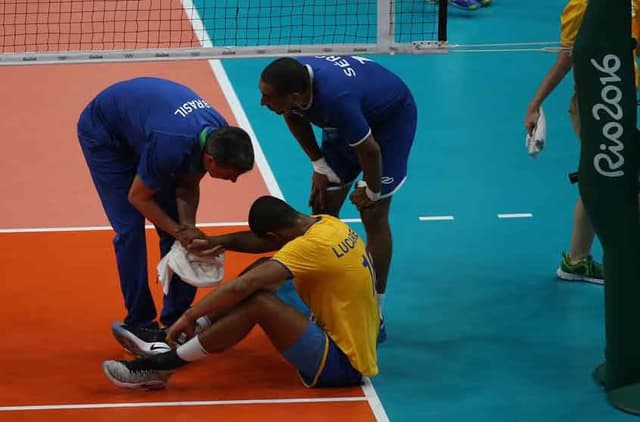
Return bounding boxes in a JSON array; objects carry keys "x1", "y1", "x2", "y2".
[
  {"x1": 356, "y1": 181, "x2": 380, "y2": 201},
  {"x1": 311, "y1": 157, "x2": 328, "y2": 173},
  {"x1": 311, "y1": 157, "x2": 341, "y2": 184}
]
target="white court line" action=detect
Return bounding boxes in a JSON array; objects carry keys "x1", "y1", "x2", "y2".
[
  {"x1": 0, "y1": 214, "x2": 539, "y2": 234},
  {"x1": 179, "y1": 3, "x2": 388, "y2": 420},
  {"x1": 418, "y1": 215, "x2": 454, "y2": 221},
  {"x1": 0, "y1": 222, "x2": 247, "y2": 234},
  {"x1": 497, "y1": 213, "x2": 533, "y2": 219},
  {"x1": 0, "y1": 218, "x2": 374, "y2": 234},
  {"x1": 0, "y1": 397, "x2": 367, "y2": 412},
  {"x1": 362, "y1": 378, "x2": 390, "y2": 422}
]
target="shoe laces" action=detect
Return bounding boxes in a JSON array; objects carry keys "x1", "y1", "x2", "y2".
[
  {"x1": 584, "y1": 256, "x2": 603, "y2": 274},
  {"x1": 123, "y1": 358, "x2": 158, "y2": 374},
  {"x1": 575, "y1": 255, "x2": 602, "y2": 276},
  {"x1": 128, "y1": 326, "x2": 168, "y2": 343}
]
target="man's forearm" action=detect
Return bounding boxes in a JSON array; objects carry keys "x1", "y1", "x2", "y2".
[
  {"x1": 284, "y1": 114, "x2": 322, "y2": 161},
  {"x1": 130, "y1": 197, "x2": 180, "y2": 236},
  {"x1": 185, "y1": 260, "x2": 287, "y2": 320},
  {"x1": 184, "y1": 280, "x2": 248, "y2": 322},
  {"x1": 528, "y1": 51, "x2": 574, "y2": 111},
  {"x1": 176, "y1": 184, "x2": 200, "y2": 226},
  {"x1": 209, "y1": 231, "x2": 280, "y2": 253}
]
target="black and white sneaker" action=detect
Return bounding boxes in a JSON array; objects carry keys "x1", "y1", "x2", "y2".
[
  {"x1": 111, "y1": 322, "x2": 171, "y2": 358},
  {"x1": 102, "y1": 359, "x2": 173, "y2": 390}
]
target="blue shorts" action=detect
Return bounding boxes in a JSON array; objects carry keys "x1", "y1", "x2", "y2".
[
  {"x1": 321, "y1": 97, "x2": 417, "y2": 198},
  {"x1": 282, "y1": 321, "x2": 363, "y2": 388},
  {"x1": 275, "y1": 279, "x2": 311, "y2": 318}
]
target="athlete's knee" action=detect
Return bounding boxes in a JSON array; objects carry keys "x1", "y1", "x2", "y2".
[
  {"x1": 113, "y1": 215, "x2": 145, "y2": 235},
  {"x1": 113, "y1": 222, "x2": 146, "y2": 246},
  {"x1": 360, "y1": 198, "x2": 391, "y2": 228},
  {"x1": 312, "y1": 204, "x2": 340, "y2": 216},
  {"x1": 312, "y1": 195, "x2": 343, "y2": 216},
  {"x1": 314, "y1": 186, "x2": 350, "y2": 216},
  {"x1": 245, "y1": 290, "x2": 281, "y2": 315}
]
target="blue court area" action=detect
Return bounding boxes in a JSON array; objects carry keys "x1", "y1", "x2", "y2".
[{"x1": 214, "y1": 1, "x2": 635, "y2": 420}]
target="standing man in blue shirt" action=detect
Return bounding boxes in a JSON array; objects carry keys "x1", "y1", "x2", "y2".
[
  {"x1": 258, "y1": 56, "x2": 418, "y2": 341},
  {"x1": 78, "y1": 77, "x2": 254, "y2": 355}
]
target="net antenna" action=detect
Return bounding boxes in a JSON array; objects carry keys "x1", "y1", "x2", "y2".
[{"x1": 0, "y1": 0, "x2": 448, "y2": 66}]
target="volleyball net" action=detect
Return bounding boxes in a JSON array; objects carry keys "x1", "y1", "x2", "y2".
[{"x1": 0, "y1": 0, "x2": 447, "y2": 65}]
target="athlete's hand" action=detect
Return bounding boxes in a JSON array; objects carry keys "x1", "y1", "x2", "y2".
[
  {"x1": 309, "y1": 171, "x2": 329, "y2": 212},
  {"x1": 187, "y1": 238, "x2": 225, "y2": 258},
  {"x1": 349, "y1": 185, "x2": 377, "y2": 210},
  {"x1": 175, "y1": 225, "x2": 206, "y2": 248},
  {"x1": 524, "y1": 108, "x2": 540, "y2": 137},
  {"x1": 166, "y1": 313, "x2": 197, "y2": 348}
]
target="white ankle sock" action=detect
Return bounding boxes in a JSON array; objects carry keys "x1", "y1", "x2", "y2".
[
  {"x1": 377, "y1": 293, "x2": 385, "y2": 315},
  {"x1": 177, "y1": 336, "x2": 208, "y2": 362}
]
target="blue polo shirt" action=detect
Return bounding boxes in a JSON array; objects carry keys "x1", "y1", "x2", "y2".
[
  {"x1": 91, "y1": 77, "x2": 228, "y2": 190},
  {"x1": 291, "y1": 56, "x2": 413, "y2": 146}
]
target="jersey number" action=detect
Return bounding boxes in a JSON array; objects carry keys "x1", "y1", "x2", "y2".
[{"x1": 362, "y1": 251, "x2": 377, "y2": 295}]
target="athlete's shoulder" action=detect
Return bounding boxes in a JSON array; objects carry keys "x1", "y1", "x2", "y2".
[
  {"x1": 102, "y1": 77, "x2": 192, "y2": 99},
  {"x1": 310, "y1": 215, "x2": 349, "y2": 233},
  {"x1": 560, "y1": 0, "x2": 587, "y2": 47},
  {"x1": 306, "y1": 216, "x2": 356, "y2": 246},
  {"x1": 298, "y1": 55, "x2": 361, "y2": 79},
  {"x1": 114, "y1": 76, "x2": 178, "y2": 89}
]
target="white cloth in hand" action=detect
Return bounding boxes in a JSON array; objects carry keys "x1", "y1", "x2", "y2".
[
  {"x1": 526, "y1": 106, "x2": 547, "y2": 157},
  {"x1": 157, "y1": 241, "x2": 224, "y2": 295}
]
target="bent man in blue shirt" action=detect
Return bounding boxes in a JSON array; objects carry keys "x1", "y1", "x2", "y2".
[
  {"x1": 258, "y1": 56, "x2": 418, "y2": 342},
  {"x1": 77, "y1": 77, "x2": 254, "y2": 355}
]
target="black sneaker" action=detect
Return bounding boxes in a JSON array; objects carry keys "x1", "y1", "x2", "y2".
[
  {"x1": 111, "y1": 322, "x2": 171, "y2": 358},
  {"x1": 556, "y1": 252, "x2": 604, "y2": 284},
  {"x1": 102, "y1": 358, "x2": 173, "y2": 390}
]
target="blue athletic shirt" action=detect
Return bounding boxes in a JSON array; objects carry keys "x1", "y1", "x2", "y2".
[
  {"x1": 291, "y1": 56, "x2": 413, "y2": 146},
  {"x1": 92, "y1": 77, "x2": 228, "y2": 190}
]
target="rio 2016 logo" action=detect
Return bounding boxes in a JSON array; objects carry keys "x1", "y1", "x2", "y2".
[{"x1": 590, "y1": 54, "x2": 625, "y2": 177}]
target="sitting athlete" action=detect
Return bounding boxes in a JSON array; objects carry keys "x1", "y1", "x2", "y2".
[{"x1": 102, "y1": 195, "x2": 379, "y2": 389}]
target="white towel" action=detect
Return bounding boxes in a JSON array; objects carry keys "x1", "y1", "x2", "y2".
[
  {"x1": 526, "y1": 106, "x2": 547, "y2": 157},
  {"x1": 157, "y1": 241, "x2": 224, "y2": 295}
]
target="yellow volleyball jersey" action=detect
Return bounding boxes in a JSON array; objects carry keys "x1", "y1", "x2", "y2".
[
  {"x1": 560, "y1": 0, "x2": 640, "y2": 47},
  {"x1": 272, "y1": 215, "x2": 379, "y2": 377},
  {"x1": 560, "y1": 0, "x2": 640, "y2": 85}
]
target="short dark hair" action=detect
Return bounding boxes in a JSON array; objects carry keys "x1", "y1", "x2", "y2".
[
  {"x1": 205, "y1": 126, "x2": 254, "y2": 173},
  {"x1": 249, "y1": 195, "x2": 300, "y2": 237},
  {"x1": 260, "y1": 57, "x2": 309, "y2": 96}
]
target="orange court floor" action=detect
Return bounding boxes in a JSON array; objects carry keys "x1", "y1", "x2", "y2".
[{"x1": 0, "y1": 229, "x2": 377, "y2": 421}]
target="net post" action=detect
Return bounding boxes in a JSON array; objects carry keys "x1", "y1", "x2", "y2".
[
  {"x1": 438, "y1": 0, "x2": 448, "y2": 42},
  {"x1": 573, "y1": 0, "x2": 640, "y2": 414},
  {"x1": 377, "y1": 0, "x2": 394, "y2": 52}
]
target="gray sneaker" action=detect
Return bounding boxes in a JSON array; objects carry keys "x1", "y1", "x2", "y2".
[
  {"x1": 111, "y1": 322, "x2": 171, "y2": 357},
  {"x1": 102, "y1": 359, "x2": 173, "y2": 390}
]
